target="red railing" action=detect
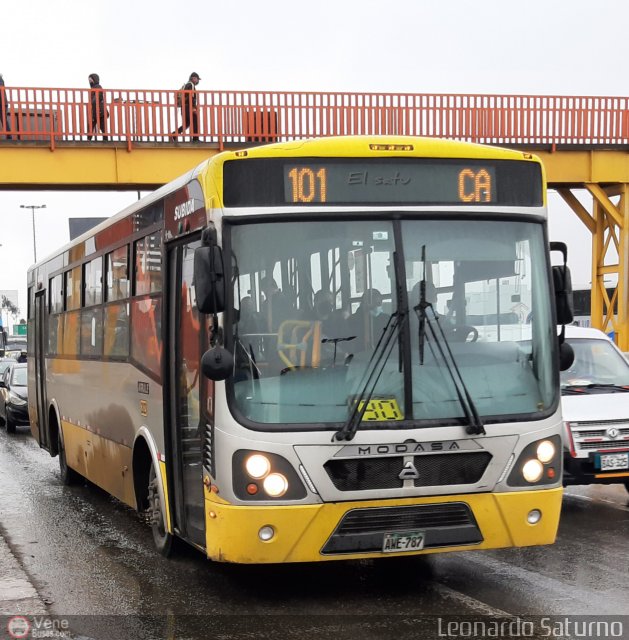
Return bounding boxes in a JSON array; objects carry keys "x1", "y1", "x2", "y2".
[{"x1": 1, "y1": 87, "x2": 629, "y2": 151}]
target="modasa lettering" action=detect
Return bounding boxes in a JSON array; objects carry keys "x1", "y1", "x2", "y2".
[
  {"x1": 174, "y1": 199, "x2": 196, "y2": 221},
  {"x1": 357, "y1": 442, "x2": 461, "y2": 456}
]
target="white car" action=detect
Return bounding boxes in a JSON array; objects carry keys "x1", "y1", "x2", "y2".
[{"x1": 561, "y1": 326, "x2": 629, "y2": 493}]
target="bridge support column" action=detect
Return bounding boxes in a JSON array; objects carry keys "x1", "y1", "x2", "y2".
[{"x1": 557, "y1": 184, "x2": 628, "y2": 351}]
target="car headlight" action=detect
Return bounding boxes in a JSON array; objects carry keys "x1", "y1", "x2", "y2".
[{"x1": 8, "y1": 392, "x2": 26, "y2": 406}]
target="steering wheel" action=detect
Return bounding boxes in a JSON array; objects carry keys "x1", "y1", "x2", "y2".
[{"x1": 449, "y1": 325, "x2": 479, "y2": 342}]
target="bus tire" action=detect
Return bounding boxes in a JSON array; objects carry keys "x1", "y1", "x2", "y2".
[
  {"x1": 147, "y1": 463, "x2": 174, "y2": 557},
  {"x1": 58, "y1": 429, "x2": 82, "y2": 486}
]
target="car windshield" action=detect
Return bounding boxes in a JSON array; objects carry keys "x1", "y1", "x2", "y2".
[
  {"x1": 227, "y1": 217, "x2": 556, "y2": 430},
  {"x1": 0, "y1": 361, "x2": 12, "y2": 375},
  {"x1": 561, "y1": 338, "x2": 629, "y2": 387},
  {"x1": 11, "y1": 367, "x2": 27, "y2": 386}
]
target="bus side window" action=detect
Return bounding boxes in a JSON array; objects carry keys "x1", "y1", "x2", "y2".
[
  {"x1": 134, "y1": 234, "x2": 162, "y2": 295},
  {"x1": 131, "y1": 234, "x2": 163, "y2": 378}
]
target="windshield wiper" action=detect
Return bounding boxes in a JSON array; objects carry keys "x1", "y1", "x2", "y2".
[
  {"x1": 235, "y1": 338, "x2": 262, "y2": 379},
  {"x1": 414, "y1": 246, "x2": 485, "y2": 436},
  {"x1": 564, "y1": 383, "x2": 629, "y2": 392},
  {"x1": 334, "y1": 312, "x2": 402, "y2": 442}
]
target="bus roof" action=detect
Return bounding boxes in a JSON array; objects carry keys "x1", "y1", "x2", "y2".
[{"x1": 212, "y1": 135, "x2": 542, "y2": 164}]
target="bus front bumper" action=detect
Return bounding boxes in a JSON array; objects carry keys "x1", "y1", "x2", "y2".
[{"x1": 204, "y1": 488, "x2": 562, "y2": 564}]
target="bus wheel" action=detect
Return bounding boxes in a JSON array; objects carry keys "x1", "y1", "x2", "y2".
[
  {"x1": 58, "y1": 430, "x2": 82, "y2": 486},
  {"x1": 147, "y1": 464, "x2": 173, "y2": 557}
]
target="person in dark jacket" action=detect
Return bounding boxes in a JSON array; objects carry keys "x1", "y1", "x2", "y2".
[
  {"x1": 0, "y1": 73, "x2": 12, "y2": 140},
  {"x1": 87, "y1": 73, "x2": 108, "y2": 141},
  {"x1": 172, "y1": 72, "x2": 201, "y2": 142}
]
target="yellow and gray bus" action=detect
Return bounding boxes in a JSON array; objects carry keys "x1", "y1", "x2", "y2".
[{"x1": 27, "y1": 136, "x2": 573, "y2": 563}]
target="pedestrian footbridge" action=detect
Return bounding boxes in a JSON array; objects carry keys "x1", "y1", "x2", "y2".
[{"x1": 0, "y1": 87, "x2": 627, "y2": 348}]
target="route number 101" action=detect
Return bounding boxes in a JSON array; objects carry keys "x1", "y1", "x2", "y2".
[{"x1": 287, "y1": 167, "x2": 327, "y2": 203}]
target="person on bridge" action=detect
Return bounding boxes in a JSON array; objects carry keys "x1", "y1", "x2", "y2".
[
  {"x1": 87, "y1": 73, "x2": 108, "y2": 142},
  {"x1": 172, "y1": 72, "x2": 201, "y2": 142},
  {"x1": 0, "y1": 73, "x2": 12, "y2": 140}
]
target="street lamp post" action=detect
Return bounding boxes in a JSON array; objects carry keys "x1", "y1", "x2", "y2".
[{"x1": 20, "y1": 204, "x2": 46, "y2": 263}]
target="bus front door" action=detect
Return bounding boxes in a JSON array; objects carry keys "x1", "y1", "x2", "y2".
[
  {"x1": 168, "y1": 239, "x2": 208, "y2": 548},
  {"x1": 34, "y1": 291, "x2": 49, "y2": 449}
]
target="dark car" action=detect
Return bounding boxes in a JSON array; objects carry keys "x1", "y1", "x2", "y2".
[
  {"x1": 0, "y1": 362, "x2": 29, "y2": 433},
  {"x1": 4, "y1": 339, "x2": 27, "y2": 360}
]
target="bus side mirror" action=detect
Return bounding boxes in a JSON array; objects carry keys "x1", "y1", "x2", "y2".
[
  {"x1": 550, "y1": 241, "x2": 574, "y2": 326},
  {"x1": 559, "y1": 340, "x2": 575, "y2": 371},
  {"x1": 201, "y1": 345, "x2": 234, "y2": 381},
  {"x1": 194, "y1": 244, "x2": 225, "y2": 314},
  {"x1": 552, "y1": 264, "x2": 574, "y2": 325}
]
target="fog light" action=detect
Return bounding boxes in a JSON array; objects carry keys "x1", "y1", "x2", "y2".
[
  {"x1": 522, "y1": 459, "x2": 544, "y2": 483},
  {"x1": 536, "y1": 440, "x2": 555, "y2": 464},
  {"x1": 259, "y1": 525, "x2": 275, "y2": 541},
  {"x1": 263, "y1": 473, "x2": 288, "y2": 497},
  {"x1": 246, "y1": 454, "x2": 271, "y2": 479},
  {"x1": 527, "y1": 509, "x2": 542, "y2": 525}
]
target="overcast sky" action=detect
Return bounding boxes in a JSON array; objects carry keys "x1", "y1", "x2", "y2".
[{"x1": 1, "y1": 0, "x2": 623, "y2": 322}]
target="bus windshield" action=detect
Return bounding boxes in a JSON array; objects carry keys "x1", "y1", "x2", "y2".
[{"x1": 227, "y1": 217, "x2": 556, "y2": 430}]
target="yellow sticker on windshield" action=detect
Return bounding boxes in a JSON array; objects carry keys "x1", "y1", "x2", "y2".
[{"x1": 358, "y1": 398, "x2": 403, "y2": 421}]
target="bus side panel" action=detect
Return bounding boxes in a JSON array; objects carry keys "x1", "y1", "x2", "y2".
[
  {"x1": 62, "y1": 420, "x2": 136, "y2": 508},
  {"x1": 47, "y1": 359, "x2": 164, "y2": 509}
]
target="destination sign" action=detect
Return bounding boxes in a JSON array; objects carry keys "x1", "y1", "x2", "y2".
[{"x1": 223, "y1": 158, "x2": 542, "y2": 207}]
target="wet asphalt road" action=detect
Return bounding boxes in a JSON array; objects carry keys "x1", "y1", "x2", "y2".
[{"x1": 1, "y1": 426, "x2": 628, "y2": 639}]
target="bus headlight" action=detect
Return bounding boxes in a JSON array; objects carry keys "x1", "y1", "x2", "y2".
[
  {"x1": 245, "y1": 454, "x2": 271, "y2": 479},
  {"x1": 506, "y1": 435, "x2": 562, "y2": 487},
  {"x1": 232, "y1": 450, "x2": 308, "y2": 500},
  {"x1": 536, "y1": 440, "x2": 555, "y2": 464},
  {"x1": 522, "y1": 459, "x2": 544, "y2": 483},
  {"x1": 263, "y1": 473, "x2": 288, "y2": 497}
]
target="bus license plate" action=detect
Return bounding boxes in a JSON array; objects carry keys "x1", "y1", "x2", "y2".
[
  {"x1": 600, "y1": 453, "x2": 629, "y2": 471},
  {"x1": 382, "y1": 531, "x2": 425, "y2": 553}
]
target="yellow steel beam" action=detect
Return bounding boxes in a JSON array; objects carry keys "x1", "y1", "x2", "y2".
[
  {"x1": 616, "y1": 185, "x2": 629, "y2": 351},
  {"x1": 536, "y1": 150, "x2": 629, "y2": 185},
  {"x1": 556, "y1": 188, "x2": 596, "y2": 233},
  {"x1": 586, "y1": 184, "x2": 625, "y2": 228},
  {"x1": 0, "y1": 145, "x2": 221, "y2": 190},
  {"x1": 555, "y1": 184, "x2": 628, "y2": 349},
  {"x1": 1, "y1": 145, "x2": 628, "y2": 189}
]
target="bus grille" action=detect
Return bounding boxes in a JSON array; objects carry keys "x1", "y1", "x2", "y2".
[
  {"x1": 324, "y1": 452, "x2": 492, "y2": 491},
  {"x1": 321, "y1": 503, "x2": 482, "y2": 554}
]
